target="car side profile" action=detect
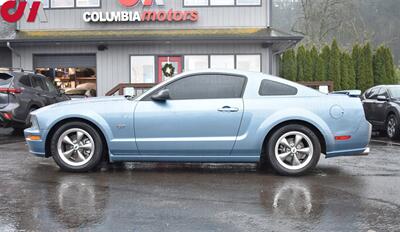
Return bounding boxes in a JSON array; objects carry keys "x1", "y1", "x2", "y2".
[
  {"x1": 24, "y1": 70, "x2": 371, "y2": 176},
  {"x1": 0, "y1": 69, "x2": 69, "y2": 129},
  {"x1": 361, "y1": 85, "x2": 400, "y2": 139}
]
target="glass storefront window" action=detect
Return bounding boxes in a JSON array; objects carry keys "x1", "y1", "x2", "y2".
[
  {"x1": 76, "y1": 0, "x2": 100, "y2": 7},
  {"x1": 184, "y1": 56, "x2": 209, "y2": 72},
  {"x1": 51, "y1": 0, "x2": 74, "y2": 8},
  {"x1": 210, "y1": 0, "x2": 234, "y2": 5},
  {"x1": 131, "y1": 56, "x2": 155, "y2": 83},
  {"x1": 27, "y1": 0, "x2": 50, "y2": 8},
  {"x1": 210, "y1": 55, "x2": 235, "y2": 69},
  {"x1": 236, "y1": 55, "x2": 261, "y2": 72},
  {"x1": 236, "y1": 0, "x2": 260, "y2": 5},
  {"x1": 184, "y1": 0, "x2": 208, "y2": 6}
]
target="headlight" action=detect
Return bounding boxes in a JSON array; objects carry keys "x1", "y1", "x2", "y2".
[{"x1": 30, "y1": 115, "x2": 40, "y2": 130}]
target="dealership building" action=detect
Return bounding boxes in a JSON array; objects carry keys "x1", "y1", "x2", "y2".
[{"x1": 0, "y1": 0, "x2": 302, "y2": 96}]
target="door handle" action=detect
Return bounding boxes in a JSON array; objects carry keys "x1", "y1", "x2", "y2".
[{"x1": 218, "y1": 106, "x2": 239, "y2": 112}]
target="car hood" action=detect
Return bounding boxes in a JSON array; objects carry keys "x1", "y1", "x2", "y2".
[{"x1": 32, "y1": 96, "x2": 130, "y2": 115}]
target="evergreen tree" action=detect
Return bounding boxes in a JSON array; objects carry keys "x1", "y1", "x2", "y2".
[
  {"x1": 304, "y1": 49, "x2": 313, "y2": 81},
  {"x1": 310, "y1": 46, "x2": 323, "y2": 81},
  {"x1": 340, "y1": 52, "x2": 350, "y2": 89},
  {"x1": 329, "y1": 39, "x2": 341, "y2": 90},
  {"x1": 384, "y1": 47, "x2": 396, "y2": 84},
  {"x1": 282, "y1": 49, "x2": 297, "y2": 81},
  {"x1": 340, "y1": 52, "x2": 356, "y2": 89},
  {"x1": 297, "y1": 45, "x2": 306, "y2": 81},
  {"x1": 348, "y1": 54, "x2": 356, "y2": 89},
  {"x1": 352, "y1": 44, "x2": 362, "y2": 88},
  {"x1": 359, "y1": 43, "x2": 374, "y2": 91},
  {"x1": 373, "y1": 46, "x2": 387, "y2": 85},
  {"x1": 320, "y1": 45, "x2": 330, "y2": 81}
]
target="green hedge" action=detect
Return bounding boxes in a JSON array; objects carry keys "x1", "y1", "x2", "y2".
[{"x1": 279, "y1": 40, "x2": 396, "y2": 91}]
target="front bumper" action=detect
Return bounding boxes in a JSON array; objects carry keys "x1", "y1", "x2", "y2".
[{"x1": 24, "y1": 128, "x2": 47, "y2": 157}]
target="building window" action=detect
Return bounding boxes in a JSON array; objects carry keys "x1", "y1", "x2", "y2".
[
  {"x1": 184, "y1": 0, "x2": 260, "y2": 6},
  {"x1": 184, "y1": 56, "x2": 209, "y2": 72},
  {"x1": 184, "y1": 0, "x2": 208, "y2": 6},
  {"x1": 27, "y1": 0, "x2": 50, "y2": 8},
  {"x1": 210, "y1": 0, "x2": 234, "y2": 5},
  {"x1": 236, "y1": 0, "x2": 260, "y2": 5},
  {"x1": 131, "y1": 56, "x2": 155, "y2": 84},
  {"x1": 210, "y1": 55, "x2": 235, "y2": 69},
  {"x1": 76, "y1": 0, "x2": 100, "y2": 7},
  {"x1": 236, "y1": 55, "x2": 261, "y2": 72},
  {"x1": 51, "y1": 0, "x2": 74, "y2": 8}
]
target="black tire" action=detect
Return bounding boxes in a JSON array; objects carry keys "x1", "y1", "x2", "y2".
[
  {"x1": 266, "y1": 124, "x2": 321, "y2": 176},
  {"x1": 386, "y1": 114, "x2": 400, "y2": 140},
  {"x1": 50, "y1": 121, "x2": 104, "y2": 172}
]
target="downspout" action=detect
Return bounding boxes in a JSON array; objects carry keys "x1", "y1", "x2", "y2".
[{"x1": 7, "y1": 42, "x2": 22, "y2": 69}]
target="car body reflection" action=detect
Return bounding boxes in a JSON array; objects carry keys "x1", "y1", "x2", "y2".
[{"x1": 46, "y1": 175, "x2": 109, "y2": 229}]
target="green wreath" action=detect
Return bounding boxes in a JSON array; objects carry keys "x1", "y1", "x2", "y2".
[{"x1": 162, "y1": 63, "x2": 175, "y2": 77}]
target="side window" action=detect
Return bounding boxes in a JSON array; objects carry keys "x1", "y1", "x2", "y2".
[
  {"x1": 367, "y1": 88, "x2": 381, "y2": 99},
  {"x1": 30, "y1": 75, "x2": 47, "y2": 91},
  {"x1": 378, "y1": 88, "x2": 389, "y2": 98},
  {"x1": 165, "y1": 74, "x2": 246, "y2": 100},
  {"x1": 19, "y1": 75, "x2": 32, "y2": 87},
  {"x1": 259, "y1": 80, "x2": 298, "y2": 96},
  {"x1": 44, "y1": 78, "x2": 57, "y2": 92}
]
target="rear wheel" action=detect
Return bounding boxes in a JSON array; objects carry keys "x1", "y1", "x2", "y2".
[
  {"x1": 50, "y1": 122, "x2": 104, "y2": 172},
  {"x1": 266, "y1": 124, "x2": 321, "y2": 176},
  {"x1": 386, "y1": 114, "x2": 400, "y2": 140}
]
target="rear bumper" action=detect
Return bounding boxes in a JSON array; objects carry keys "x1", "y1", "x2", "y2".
[
  {"x1": 326, "y1": 120, "x2": 372, "y2": 158},
  {"x1": 0, "y1": 103, "x2": 24, "y2": 127}
]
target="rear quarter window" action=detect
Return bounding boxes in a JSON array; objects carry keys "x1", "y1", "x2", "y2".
[
  {"x1": 19, "y1": 75, "x2": 32, "y2": 87},
  {"x1": 0, "y1": 73, "x2": 13, "y2": 85},
  {"x1": 259, "y1": 80, "x2": 298, "y2": 96}
]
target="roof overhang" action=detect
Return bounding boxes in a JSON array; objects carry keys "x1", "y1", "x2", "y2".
[{"x1": 1, "y1": 28, "x2": 303, "y2": 45}]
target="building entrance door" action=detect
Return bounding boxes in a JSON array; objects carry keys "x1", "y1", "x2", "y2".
[{"x1": 157, "y1": 56, "x2": 183, "y2": 83}]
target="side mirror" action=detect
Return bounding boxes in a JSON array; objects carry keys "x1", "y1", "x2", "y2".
[
  {"x1": 151, "y1": 89, "x2": 170, "y2": 102},
  {"x1": 59, "y1": 89, "x2": 65, "y2": 95},
  {"x1": 377, "y1": 95, "x2": 388, "y2": 101}
]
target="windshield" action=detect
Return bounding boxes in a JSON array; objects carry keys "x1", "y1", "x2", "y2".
[
  {"x1": 0, "y1": 73, "x2": 13, "y2": 86},
  {"x1": 388, "y1": 87, "x2": 400, "y2": 98}
]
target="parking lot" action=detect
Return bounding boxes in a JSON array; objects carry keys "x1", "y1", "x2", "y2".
[{"x1": 0, "y1": 128, "x2": 400, "y2": 232}]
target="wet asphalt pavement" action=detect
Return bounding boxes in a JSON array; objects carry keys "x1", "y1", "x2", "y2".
[{"x1": 0, "y1": 129, "x2": 400, "y2": 231}]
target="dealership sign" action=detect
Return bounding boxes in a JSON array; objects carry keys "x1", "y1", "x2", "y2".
[
  {"x1": 83, "y1": 0, "x2": 199, "y2": 23},
  {"x1": 0, "y1": 0, "x2": 45, "y2": 23}
]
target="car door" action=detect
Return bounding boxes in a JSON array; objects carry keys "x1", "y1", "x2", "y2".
[
  {"x1": 362, "y1": 87, "x2": 380, "y2": 123},
  {"x1": 134, "y1": 73, "x2": 246, "y2": 157},
  {"x1": 374, "y1": 88, "x2": 390, "y2": 125},
  {"x1": 30, "y1": 74, "x2": 49, "y2": 106}
]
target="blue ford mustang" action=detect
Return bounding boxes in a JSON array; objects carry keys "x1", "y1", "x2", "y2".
[{"x1": 24, "y1": 70, "x2": 371, "y2": 175}]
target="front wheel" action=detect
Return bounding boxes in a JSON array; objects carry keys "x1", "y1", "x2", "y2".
[
  {"x1": 386, "y1": 114, "x2": 400, "y2": 140},
  {"x1": 266, "y1": 124, "x2": 321, "y2": 176},
  {"x1": 50, "y1": 122, "x2": 104, "y2": 172}
]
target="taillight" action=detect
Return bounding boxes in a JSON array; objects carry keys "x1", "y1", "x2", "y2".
[
  {"x1": 3, "y1": 112, "x2": 12, "y2": 120},
  {"x1": 0, "y1": 88, "x2": 23, "y2": 94}
]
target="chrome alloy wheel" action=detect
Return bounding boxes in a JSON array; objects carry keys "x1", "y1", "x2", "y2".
[
  {"x1": 274, "y1": 131, "x2": 314, "y2": 170},
  {"x1": 57, "y1": 128, "x2": 95, "y2": 167},
  {"x1": 387, "y1": 117, "x2": 396, "y2": 138}
]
